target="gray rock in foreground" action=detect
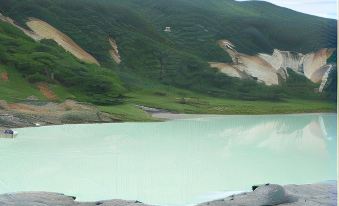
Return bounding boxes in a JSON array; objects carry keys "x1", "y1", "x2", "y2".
[
  {"x1": 198, "y1": 183, "x2": 337, "y2": 206},
  {"x1": 0, "y1": 192, "x2": 151, "y2": 206},
  {"x1": 0, "y1": 183, "x2": 336, "y2": 206}
]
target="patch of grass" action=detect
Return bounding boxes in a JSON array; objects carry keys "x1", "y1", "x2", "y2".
[
  {"x1": 0, "y1": 66, "x2": 45, "y2": 102},
  {"x1": 126, "y1": 89, "x2": 336, "y2": 115},
  {"x1": 99, "y1": 103, "x2": 155, "y2": 122},
  {"x1": 49, "y1": 84, "x2": 76, "y2": 102}
]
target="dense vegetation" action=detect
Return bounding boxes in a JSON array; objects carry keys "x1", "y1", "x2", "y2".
[
  {"x1": 0, "y1": 21, "x2": 124, "y2": 103},
  {"x1": 0, "y1": 0, "x2": 337, "y2": 107}
]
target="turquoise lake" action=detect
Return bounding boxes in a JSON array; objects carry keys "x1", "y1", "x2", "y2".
[{"x1": 0, "y1": 114, "x2": 337, "y2": 205}]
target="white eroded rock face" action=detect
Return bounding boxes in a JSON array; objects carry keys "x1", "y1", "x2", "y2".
[
  {"x1": 319, "y1": 64, "x2": 336, "y2": 92},
  {"x1": 258, "y1": 50, "x2": 304, "y2": 74},
  {"x1": 235, "y1": 54, "x2": 280, "y2": 85},
  {"x1": 109, "y1": 37, "x2": 121, "y2": 64},
  {"x1": 0, "y1": 13, "x2": 100, "y2": 65},
  {"x1": 209, "y1": 62, "x2": 243, "y2": 78},
  {"x1": 303, "y1": 48, "x2": 334, "y2": 80},
  {"x1": 211, "y1": 40, "x2": 335, "y2": 89},
  {"x1": 0, "y1": 12, "x2": 41, "y2": 41}
]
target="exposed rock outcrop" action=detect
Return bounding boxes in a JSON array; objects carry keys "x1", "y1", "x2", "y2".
[
  {"x1": 319, "y1": 64, "x2": 336, "y2": 92},
  {"x1": 26, "y1": 18, "x2": 99, "y2": 65},
  {"x1": 209, "y1": 62, "x2": 244, "y2": 78},
  {"x1": 109, "y1": 37, "x2": 121, "y2": 64},
  {"x1": 0, "y1": 13, "x2": 100, "y2": 65},
  {"x1": 210, "y1": 39, "x2": 336, "y2": 90},
  {"x1": 0, "y1": 12, "x2": 41, "y2": 40},
  {"x1": 0, "y1": 183, "x2": 336, "y2": 206}
]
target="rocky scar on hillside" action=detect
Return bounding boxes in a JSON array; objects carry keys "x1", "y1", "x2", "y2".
[
  {"x1": 0, "y1": 12, "x2": 100, "y2": 66},
  {"x1": 0, "y1": 99, "x2": 120, "y2": 129},
  {"x1": 0, "y1": 183, "x2": 336, "y2": 206},
  {"x1": 209, "y1": 40, "x2": 336, "y2": 91}
]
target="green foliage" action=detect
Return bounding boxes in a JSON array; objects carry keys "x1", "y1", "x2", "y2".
[
  {"x1": 99, "y1": 104, "x2": 154, "y2": 121},
  {"x1": 328, "y1": 50, "x2": 337, "y2": 63},
  {"x1": 281, "y1": 69, "x2": 320, "y2": 99},
  {"x1": 0, "y1": 65, "x2": 46, "y2": 102},
  {"x1": 27, "y1": 73, "x2": 47, "y2": 83},
  {"x1": 323, "y1": 68, "x2": 337, "y2": 101},
  {"x1": 126, "y1": 89, "x2": 336, "y2": 114},
  {"x1": 0, "y1": 21, "x2": 125, "y2": 103},
  {"x1": 0, "y1": 0, "x2": 336, "y2": 104}
]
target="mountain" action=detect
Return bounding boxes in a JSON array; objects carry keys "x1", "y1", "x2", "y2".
[{"x1": 0, "y1": 0, "x2": 337, "y2": 113}]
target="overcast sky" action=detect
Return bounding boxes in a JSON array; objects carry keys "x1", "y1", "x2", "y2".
[{"x1": 237, "y1": 0, "x2": 338, "y2": 19}]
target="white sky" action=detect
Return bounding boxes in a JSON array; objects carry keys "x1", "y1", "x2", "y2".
[{"x1": 237, "y1": 0, "x2": 338, "y2": 19}]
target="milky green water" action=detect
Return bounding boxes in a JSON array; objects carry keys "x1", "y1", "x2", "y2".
[{"x1": 0, "y1": 114, "x2": 336, "y2": 205}]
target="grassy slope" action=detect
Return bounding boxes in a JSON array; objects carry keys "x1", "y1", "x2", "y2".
[
  {"x1": 99, "y1": 104, "x2": 154, "y2": 122},
  {"x1": 0, "y1": 0, "x2": 336, "y2": 121},
  {"x1": 0, "y1": 0, "x2": 336, "y2": 101},
  {"x1": 123, "y1": 0, "x2": 336, "y2": 57},
  {"x1": 0, "y1": 20, "x2": 125, "y2": 104},
  {"x1": 98, "y1": 87, "x2": 336, "y2": 122},
  {"x1": 2, "y1": 62, "x2": 330, "y2": 120},
  {"x1": 0, "y1": 64, "x2": 79, "y2": 103},
  {"x1": 0, "y1": 65, "x2": 46, "y2": 102},
  {"x1": 125, "y1": 90, "x2": 336, "y2": 115}
]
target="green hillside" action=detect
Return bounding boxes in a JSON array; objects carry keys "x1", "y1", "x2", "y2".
[
  {"x1": 0, "y1": 0, "x2": 337, "y2": 113},
  {"x1": 0, "y1": 20, "x2": 124, "y2": 104}
]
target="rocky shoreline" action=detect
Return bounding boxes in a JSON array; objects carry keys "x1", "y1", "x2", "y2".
[
  {"x1": 0, "y1": 183, "x2": 336, "y2": 206},
  {"x1": 0, "y1": 99, "x2": 336, "y2": 130},
  {"x1": 0, "y1": 100, "x2": 120, "y2": 130},
  {"x1": 0, "y1": 101, "x2": 178, "y2": 130}
]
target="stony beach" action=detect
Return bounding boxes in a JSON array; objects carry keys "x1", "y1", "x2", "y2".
[{"x1": 0, "y1": 183, "x2": 336, "y2": 206}]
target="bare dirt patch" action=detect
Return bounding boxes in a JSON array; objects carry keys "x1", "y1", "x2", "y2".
[
  {"x1": 209, "y1": 62, "x2": 243, "y2": 78},
  {"x1": 0, "y1": 12, "x2": 41, "y2": 41},
  {"x1": 1, "y1": 72, "x2": 8, "y2": 81},
  {"x1": 37, "y1": 83, "x2": 58, "y2": 100},
  {"x1": 26, "y1": 18, "x2": 99, "y2": 65}
]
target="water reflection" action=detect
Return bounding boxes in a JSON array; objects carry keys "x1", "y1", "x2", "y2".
[{"x1": 208, "y1": 115, "x2": 333, "y2": 156}]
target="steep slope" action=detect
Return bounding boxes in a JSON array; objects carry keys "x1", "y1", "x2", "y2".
[
  {"x1": 260, "y1": 48, "x2": 335, "y2": 83},
  {"x1": 0, "y1": 0, "x2": 336, "y2": 102},
  {"x1": 0, "y1": 12, "x2": 41, "y2": 40},
  {"x1": 26, "y1": 18, "x2": 99, "y2": 65},
  {"x1": 1, "y1": 0, "x2": 335, "y2": 65},
  {"x1": 108, "y1": 37, "x2": 121, "y2": 64},
  {"x1": 0, "y1": 12, "x2": 99, "y2": 65},
  {"x1": 0, "y1": 20, "x2": 124, "y2": 104},
  {"x1": 210, "y1": 39, "x2": 335, "y2": 89}
]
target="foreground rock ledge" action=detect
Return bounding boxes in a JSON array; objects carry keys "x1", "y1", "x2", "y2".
[{"x1": 0, "y1": 184, "x2": 336, "y2": 206}]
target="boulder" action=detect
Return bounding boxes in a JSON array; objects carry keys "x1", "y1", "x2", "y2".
[{"x1": 198, "y1": 183, "x2": 337, "y2": 206}]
